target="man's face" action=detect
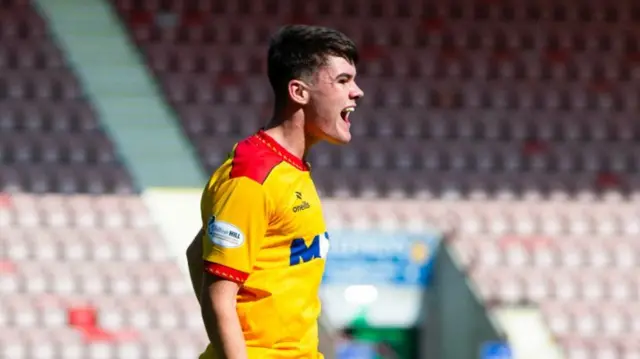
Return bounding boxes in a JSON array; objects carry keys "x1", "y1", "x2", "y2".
[{"x1": 304, "y1": 56, "x2": 364, "y2": 144}]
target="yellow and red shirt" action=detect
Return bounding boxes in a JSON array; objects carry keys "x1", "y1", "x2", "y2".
[{"x1": 197, "y1": 130, "x2": 329, "y2": 359}]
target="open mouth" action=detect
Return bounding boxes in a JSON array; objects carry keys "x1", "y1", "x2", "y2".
[{"x1": 340, "y1": 106, "x2": 355, "y2": 123}]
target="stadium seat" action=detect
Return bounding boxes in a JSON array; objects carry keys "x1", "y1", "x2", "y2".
[
  {"x1": 0, "y1": 192, "x2": 200, "y2": 356},
  {"x1": 0, "y1": 3, "x2": 133, "y2": 195},
  {"x1": 107, "y1": 0, "x2": 640, "y2": 201},
  {"x1": 443, "y1": 200, "x2": 640, "y2": 351}
]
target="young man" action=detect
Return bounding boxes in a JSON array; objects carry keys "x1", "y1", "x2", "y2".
[{"x1": 186, "y1": 24, "x2": 364, "y2": 359}]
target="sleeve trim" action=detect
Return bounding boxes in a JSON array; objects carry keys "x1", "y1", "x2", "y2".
[{"x1": 204, "y1": 261, "x2": 249, "y2": 283}]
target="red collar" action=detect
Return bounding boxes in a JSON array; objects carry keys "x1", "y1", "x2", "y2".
[{"x1": 254, "y1": 130, "x2": 309, "y2": 171}]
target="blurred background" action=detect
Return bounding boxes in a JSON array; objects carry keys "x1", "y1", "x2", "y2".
[{"x1": 0, "y1": 0, "x2": 638, "y2": 358}]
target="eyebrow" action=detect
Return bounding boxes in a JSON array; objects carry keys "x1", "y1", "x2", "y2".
[{"x1": 335, "y1": 73, "x2": 354, "y2": 81}]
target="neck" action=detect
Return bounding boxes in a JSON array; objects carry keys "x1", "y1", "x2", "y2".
[{"x1": 263, "y1": 108, "x2": 317, "y2": 160}]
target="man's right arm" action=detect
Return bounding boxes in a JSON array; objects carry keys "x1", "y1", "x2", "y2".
[
  {"x1": 201, "y1": 274, "x2": 248, "y2": 359},
  {"x1": 199, "y1": 176, "x2": 271, "y2": 358},
  {"x1": 188, "y1": 229, "x2": 249, "y2": 359}
]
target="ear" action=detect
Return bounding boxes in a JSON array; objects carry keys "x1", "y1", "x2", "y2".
[{"x1": 288, "y1": 79, "x2": 310, "y2": 105}]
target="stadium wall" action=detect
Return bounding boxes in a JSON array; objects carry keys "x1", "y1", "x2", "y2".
[
  {"x1": 493, "y1": 307, "x2": 564, "y2": 359},
  {"x1": 423, "y1": 242, "x2": 504, "y2": 359}
]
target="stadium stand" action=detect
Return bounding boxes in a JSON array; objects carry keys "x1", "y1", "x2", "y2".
[
  {"x1": 0, "y1": 193, "x2": 208, "y2": 358},
  {"x1": 4, "y1": 0, "x2": 640, "y2": 357},
  {"x1": 441, "y1": 200, "x2": 640, "y2": 358},
  {"x1": 0, "y1": 0, "x2": 207, "y2": 357},
  {"x1": 110, "y1": 0, "x2": 640, "y2": 201},
  {"x1": 0, "y1": 0, "x2": 135, "y2": 195}
]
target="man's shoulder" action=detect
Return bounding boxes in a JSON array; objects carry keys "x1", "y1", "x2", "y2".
[{"x1": 228, "y1": 134, "x2": 284, "y2": 185}]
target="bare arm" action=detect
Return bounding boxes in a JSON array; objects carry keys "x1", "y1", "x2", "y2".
[
  {"x1": 186, "y1": 231, "x2": 248, "y2": 359},
  {"x1": 201, "y1": 274, "x2": 248, "y2": 359}
]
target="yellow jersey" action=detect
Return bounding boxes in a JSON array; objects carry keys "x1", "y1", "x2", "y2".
[{"x1": 196, "y1": 130, "x2": 329, "y2": 359}]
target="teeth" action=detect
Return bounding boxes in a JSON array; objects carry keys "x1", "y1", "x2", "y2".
[{"x1": 344, "y1": 107, "x2": 355, "y2": 112}]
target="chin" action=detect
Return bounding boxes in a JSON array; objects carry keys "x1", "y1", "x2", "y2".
[
  {"x1": 330, "y1": 121, "x2": 353, "y2": 144},
  {"x1": 337, "y1": 133, "x2": 352, "y2": 144},
  {"x1": 311, "y1": 121, "x2": 352, "y2": 145},
  {"x1": 324, "y1": 131, "x2": 351, "y2": 145}
]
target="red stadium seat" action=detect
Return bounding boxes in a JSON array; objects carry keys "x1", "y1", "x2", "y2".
[{"x1": 68, "y1": 304, "x2": 97, "y2": 328}]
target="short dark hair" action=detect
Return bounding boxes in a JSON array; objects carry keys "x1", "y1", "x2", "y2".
[{"x1": 267, "y1": 24, "x2": 359, "y2": 106}]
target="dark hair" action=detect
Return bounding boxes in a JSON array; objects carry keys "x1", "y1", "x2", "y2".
[{"x1": 267, "y1": 24, "x2": 359, "y2": 107}]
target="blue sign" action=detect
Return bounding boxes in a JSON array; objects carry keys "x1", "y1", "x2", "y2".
[
  {"x1": 322, "y1": 230, "x2": 441, "y2": 287},
  {"x1": 480, "y1": 341, "x2": 513, "y2": 359},
  {"x1": 336, "y1": 342, "x2": 377, "y2": 359}
]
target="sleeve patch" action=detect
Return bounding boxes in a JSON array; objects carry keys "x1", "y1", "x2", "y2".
[
  {"x1": 207, "y1": 216, "x2": 245, "y2": 248},
  {"x1": 204, "y1": 261, "x2": 249, "y2": 283}
]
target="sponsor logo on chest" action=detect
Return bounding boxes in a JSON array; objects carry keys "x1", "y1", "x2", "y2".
[
  {"x1": 292, "y1": 191, "x2": 312, "y2": 213},
  {"x1": 289, "y1": 232, "x2": 330, "y2": 266}
]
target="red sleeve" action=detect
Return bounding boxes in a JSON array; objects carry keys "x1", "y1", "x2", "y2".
[{"x1": 203, "y1": 262, "x2": 250, "y2": 283}]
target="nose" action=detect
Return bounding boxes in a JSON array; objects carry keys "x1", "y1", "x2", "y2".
[{"x1": 351, "y1": 82, "x2": 364, "y2": 100}]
